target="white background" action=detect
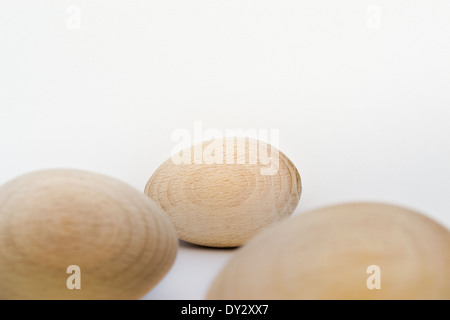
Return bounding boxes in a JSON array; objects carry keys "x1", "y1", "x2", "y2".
[{"x1": 1, "y1": 1, "x2": 449, "y2": 300}]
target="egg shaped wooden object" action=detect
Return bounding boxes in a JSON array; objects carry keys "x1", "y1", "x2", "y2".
[
  {"x1": 0, "y1": 169, "x2": 178, "y2": 300},
  {"x1": 207, "y1": 203, "x2": 450, "y2": 299},
  {"x1": 145, "y1": 137, "x2": 301, "y2": 247}
]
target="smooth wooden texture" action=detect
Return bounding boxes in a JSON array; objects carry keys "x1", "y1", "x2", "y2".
[
  {"x1": 207, "y1": 203, "x2": 450, "y2": 300},
  {"x1": 0, "y1": 169, "x2": 178, "y2": 300},
  {"x1": 145, "y1": 137, "x2": 301, "y2": 247}
]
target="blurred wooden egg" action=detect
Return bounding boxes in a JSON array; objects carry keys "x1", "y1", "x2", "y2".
[
  {"x1": 0, "y1": 169, "x2": 178, "y2": 300},
  {"x1": 207, "y1": 202, "x2": 450, "y2": 299},
  {"x1": 145, "y1": 137, "x2": 301, "y2": 247}
]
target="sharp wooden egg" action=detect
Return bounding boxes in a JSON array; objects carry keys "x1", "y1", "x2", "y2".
[
  {"x1": 207, "y1": 202, "x2": 450, "y2": 299},
  {"x1": 145, "y1": 137, "x2": 301, "y2": 247},
  {"x1": 0, "y1": 169, "x2": 178, "y2": 300}
]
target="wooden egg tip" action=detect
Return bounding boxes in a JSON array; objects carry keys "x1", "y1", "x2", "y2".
[
  {"x1": 145, "y1": 137, "x2": 302, "y2": 247},
  {"x1": 0, "y1": 169, "x2": 178, "y2": 300},
  {"x1": 207, "y1": 202, "x2": 450, "y2": 300}
]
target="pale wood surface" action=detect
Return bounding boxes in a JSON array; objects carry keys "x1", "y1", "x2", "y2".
[
  {"x1": 207, "y1": 202, "x2": 450, "y2": 299},
  {"x1": 0, "y1": 169, "x2": 178, "y2": 300},
  {"x1": 145, "y1": 137, "x2": 301, "y2": 247}
]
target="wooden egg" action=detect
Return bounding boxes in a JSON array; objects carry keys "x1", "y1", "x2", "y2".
[
  {"x1": 145, "y1": 137, "x2": 301, "y2": 247},
  {"x1": 0, "y1": 169, "x2": 178, "y2": 300},
  {"x1": 207, "y1": 203, "x2": 450, "y2": 299}
]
